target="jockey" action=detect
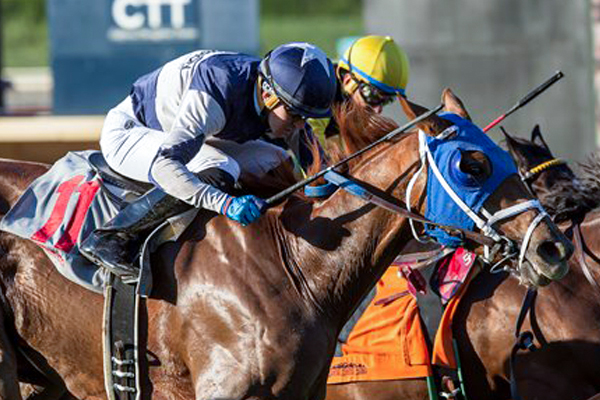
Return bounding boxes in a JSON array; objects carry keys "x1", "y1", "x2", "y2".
[
  {"x1": 80, "y1": 42, "x2": 337, "y2": 277},
  {"x1": 310, "y1": 35, "x2": 410, "y2": 144}
]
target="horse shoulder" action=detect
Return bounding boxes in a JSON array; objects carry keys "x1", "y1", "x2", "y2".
[{"x1": 148, "y1": 213, "x2": 330, "y2": 394}]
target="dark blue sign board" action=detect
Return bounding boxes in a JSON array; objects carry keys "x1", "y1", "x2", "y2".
[{"x1": 48, "y1": 0, "x2": 258, "y2": 115}]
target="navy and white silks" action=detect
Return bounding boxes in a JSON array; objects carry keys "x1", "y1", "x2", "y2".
[{"x1": 100, "y1": 50, "x2": 312, "y2": 213}]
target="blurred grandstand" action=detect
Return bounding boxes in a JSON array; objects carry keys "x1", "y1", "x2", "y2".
[{"x1": 0, "y1": 0, "x2": 598, "y2": 162}]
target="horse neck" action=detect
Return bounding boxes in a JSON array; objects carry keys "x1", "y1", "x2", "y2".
[
  {"x1": 571, "y1": 210, "x2": 600, "y2": 285},
  {"x1": 275, "y1": 133, "x2": 424, "y2": 328}
]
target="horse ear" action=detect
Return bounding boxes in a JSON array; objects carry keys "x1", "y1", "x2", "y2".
[
  {"x1": 530, "y1": 125, "x2": 550, "y2": 149},
  {"x1": 500, "y1": 126, "x2": 519, "y2": 152},
  {"x1": 441, "y1": 88, "x2": 472, "y2": 121},
  {"x1": 500, "y1": 127, "x2": 527, "y2": 164},
  {"x1": 399, "y1": 95, "x2": 451, "y2": 135},
  {"x1": 501, "y1": 126, "x2": 515, "y2": 142}
]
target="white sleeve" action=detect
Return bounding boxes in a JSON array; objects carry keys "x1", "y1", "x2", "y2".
[
  {"x1": 160, "y1": 89, "x2": 226, "y2": 148},
  {"x1": 150, "y1": 90, "x2": 230, "y2": 213}
]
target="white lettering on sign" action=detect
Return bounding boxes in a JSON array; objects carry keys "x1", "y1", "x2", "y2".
[{"x1": 109, "y1": 0, "x2": 198, "y2": 42}]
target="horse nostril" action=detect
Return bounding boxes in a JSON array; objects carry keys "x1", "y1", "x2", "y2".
[{"x1": 537, "y1": 240, "x2": 572, "y2": 263}]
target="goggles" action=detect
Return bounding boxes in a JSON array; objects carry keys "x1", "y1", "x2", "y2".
[
  {"x1": 353, "y1": 76, "x2": 397, "y2": 107},
  {"x1": 283, "y1": 103, "x2": 308, "y2": 122}
]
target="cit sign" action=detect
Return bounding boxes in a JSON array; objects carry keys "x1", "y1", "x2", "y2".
[{"x1": 108, "y1": 0, "x2": 199, "y2": 42}]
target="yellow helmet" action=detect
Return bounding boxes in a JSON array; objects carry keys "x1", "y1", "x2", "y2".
[{"x1": 338, "y1": 35, "x2": 410, "y2": 96}]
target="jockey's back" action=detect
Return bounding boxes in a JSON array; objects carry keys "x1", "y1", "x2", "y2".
[{"x1": 130, "y1": 50, "x2": 267, "y2": 144}]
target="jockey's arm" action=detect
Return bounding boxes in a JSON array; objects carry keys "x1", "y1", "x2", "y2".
[{"x1": 149, "y1": 89, "x2": 230, "y2": 213}]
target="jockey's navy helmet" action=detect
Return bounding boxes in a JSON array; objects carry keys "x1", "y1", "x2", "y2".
[{"x1": 259, "y1": 42, "x2": 336, "y2": 118}]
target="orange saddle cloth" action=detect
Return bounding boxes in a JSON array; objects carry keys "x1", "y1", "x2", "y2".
[{"x1": 328, "y1": 259, "x2": 478, "y2": 384}]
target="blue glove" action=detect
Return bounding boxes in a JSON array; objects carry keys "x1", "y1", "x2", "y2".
[{"x1": 221, "y1": 195, "x2": 266, "y2": 226}]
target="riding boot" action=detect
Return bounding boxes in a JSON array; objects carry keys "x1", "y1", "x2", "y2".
[
  {"x1": 79, "y1": 188, "x2": 190, "y2": 277},
  {"x1": 79, "y1": 167, "x2": 236, "y2": 277}
]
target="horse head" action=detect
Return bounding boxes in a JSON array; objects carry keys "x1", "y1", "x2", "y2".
[
  {"x1": 503, "y1": 125, "x2": 576, "y2": 196},
  {"x1": 392, "y1": 89, "x2": 572, "y2": 287},
  {"x1": 502, "y1": 125, "x2": 597, "y2": 226}
]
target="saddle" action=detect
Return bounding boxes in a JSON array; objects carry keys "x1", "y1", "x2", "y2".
[{"x1": 87, "y1": 151, "x2": 152, "y2": 198}]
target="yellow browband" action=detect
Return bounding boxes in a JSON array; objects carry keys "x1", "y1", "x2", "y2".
[{"x1": 525, "y1": 158, "x2": 565, "y2": 179}]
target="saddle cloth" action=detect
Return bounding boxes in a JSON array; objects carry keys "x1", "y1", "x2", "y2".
[
  {"x1": 0, "y1": 151, "x2": 196, "y2": 294},
  {"x1": 327, "y1": 248, "x2": 478, "y2": 384}
]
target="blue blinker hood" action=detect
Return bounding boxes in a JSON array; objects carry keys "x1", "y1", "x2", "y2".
[{"x1": 424, "y1": 113, "x2": 518, "y2": 246}]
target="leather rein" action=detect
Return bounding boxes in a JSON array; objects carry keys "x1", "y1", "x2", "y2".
[{"x1": 322, "y1": 170, "x2": 497, "y2": 247}]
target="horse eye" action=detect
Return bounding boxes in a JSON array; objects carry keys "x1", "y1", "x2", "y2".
[{"x1": 459, "y1": 151, "x2": 492, "y2": 183}]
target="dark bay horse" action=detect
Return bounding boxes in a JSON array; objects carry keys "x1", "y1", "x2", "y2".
[
  {"x1": 327, "y1": 126, "x2": 600, "y2": 400},
  {"x1": 503, "y1": 125, "x2": 598, "y2": 224},
  {"x1": 501, "y1": 126, "x2": 600, "y2": 398},
  {"x1": 0, "y1": 90, "x2": 570, "y2": 400}
]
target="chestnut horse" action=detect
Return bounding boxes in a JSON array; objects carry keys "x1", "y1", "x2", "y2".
[
  {"x1": 0, "y1": 90, "x2": 569, "y2": 400},
  {"x1": 326, "y1": 126, "x2": 600, "y2": 400}
]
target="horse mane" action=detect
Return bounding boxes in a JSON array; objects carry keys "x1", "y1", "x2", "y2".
[
  {"x1": 537, "y1": 154, "x2": 600, "y2": 223},
  {"x1": 241, "y1": 101, "x2": 399, "y2": 199},
  {"x1": 306, "y1": 100, "x2": 399, "y2": 176},
  {"x1": 333, "y1": 100, "x2": 399, "y2": 156}
]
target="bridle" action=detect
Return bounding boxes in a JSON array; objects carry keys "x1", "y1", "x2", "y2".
[
  {"x1": 405, "y1": 128, "x2": 550, "y2": 276},
  {"x1": 520, "y1": 158, "x2": 566, "y2": 183},
  {"x1": 519, "y1": 156, "x2": 600, "y2": 294}
]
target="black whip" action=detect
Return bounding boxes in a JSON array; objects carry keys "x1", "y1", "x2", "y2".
[{"x1": 265, "y1": 103, "x2": 444, "y2": 206}]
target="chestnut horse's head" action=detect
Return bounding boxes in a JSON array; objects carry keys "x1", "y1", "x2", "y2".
[{"x1": 391, "y1": 89, "x2": 573, "y2": 287}]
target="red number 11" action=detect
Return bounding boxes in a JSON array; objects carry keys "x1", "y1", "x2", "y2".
[{"x1": 31, "y1": 176, "x2": 101, "y2": 253}]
